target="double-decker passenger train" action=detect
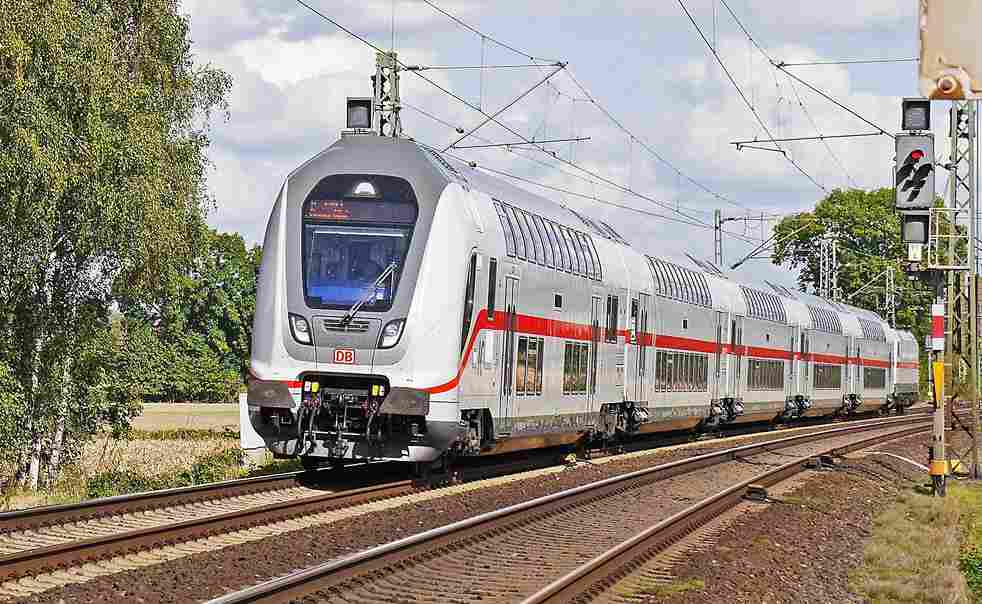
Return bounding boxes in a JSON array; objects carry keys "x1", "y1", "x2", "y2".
[{"x1": 246, "y1": 132, "x2": 921, "y2": 470}]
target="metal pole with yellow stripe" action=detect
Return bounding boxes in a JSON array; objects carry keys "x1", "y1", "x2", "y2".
[{"x1": 931, "y1": 300, "x2": 947, "y2": 496}]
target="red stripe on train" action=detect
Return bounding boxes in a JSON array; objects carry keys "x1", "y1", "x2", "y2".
[{"x1": 423, "y1": 309, "x2": 907, "y2": 393}]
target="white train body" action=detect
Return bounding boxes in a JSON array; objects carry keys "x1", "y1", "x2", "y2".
[{"x1": 247, "y1": 135, "x2": 921, "y2": 464}]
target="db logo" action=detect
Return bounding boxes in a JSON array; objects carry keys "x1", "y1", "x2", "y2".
[{"x1": 333, "y1": 348, "x2": 356, "y2": 364}]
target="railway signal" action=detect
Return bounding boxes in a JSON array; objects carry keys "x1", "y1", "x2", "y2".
[{"x1": 894, "y1": 134, "x2": 935, "y2": 210}]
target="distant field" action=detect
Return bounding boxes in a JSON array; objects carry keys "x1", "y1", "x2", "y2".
[{"x1": 133, "y1": 403, "x2": 240, "y2": 431}]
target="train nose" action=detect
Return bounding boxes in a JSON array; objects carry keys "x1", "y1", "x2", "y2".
[{"x1": 312, "y1": 315, "x2": 382, "y2": 368}]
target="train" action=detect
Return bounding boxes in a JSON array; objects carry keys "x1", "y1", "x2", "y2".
[{"x1": 246, "y1": 131, "x2": 921, "y2": 472}]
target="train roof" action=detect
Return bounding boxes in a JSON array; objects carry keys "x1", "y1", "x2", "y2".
[{"x1": 290, "y1": 136, "x2": 898, "y2": 334}]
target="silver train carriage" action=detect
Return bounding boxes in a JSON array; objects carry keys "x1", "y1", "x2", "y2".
[{"x1": 247, "y1": 133, "x2": 921, "y2": 467}]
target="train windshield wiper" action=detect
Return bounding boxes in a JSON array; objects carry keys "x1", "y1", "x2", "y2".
[{"x1": 340, "y1": 261, "x2": 398, "y2": 327}]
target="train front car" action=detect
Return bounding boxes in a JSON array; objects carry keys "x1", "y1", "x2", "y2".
[{"x1": 247, "y1": 135, "x2": 467, "y2": 468}]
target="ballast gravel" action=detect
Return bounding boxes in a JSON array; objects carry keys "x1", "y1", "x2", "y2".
[
  {"x1": 10, "y1": 418, "x2": 927, "y2": 604},
  {"x1": 629, "y1": 430, "x2": 931, "y2": 604}
]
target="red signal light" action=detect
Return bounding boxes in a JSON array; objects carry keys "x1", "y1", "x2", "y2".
[{"x1": 909, "y1": 149, "x2": 925, "y2": 161}]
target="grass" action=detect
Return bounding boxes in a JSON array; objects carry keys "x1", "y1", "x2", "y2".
[
  {"x1": 850, "y1": 485, "x2": 973, "y2": 604},
  {"x1": 1, "y1": 430, "x2": 264, "y2": 511},
  {"x1": 614, "y1": 577, "x2": 705, "y2": 598},
  {"x1": 954, "y1": 484, "x2": 982, "y2": 602}
]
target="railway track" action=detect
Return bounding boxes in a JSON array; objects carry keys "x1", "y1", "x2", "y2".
[
  {"x1": 0, "y1": 411, "x2": 929, "y2": 598},
  {"x1": 203, "y1": 415, "x2": 930, "y2": 604}
]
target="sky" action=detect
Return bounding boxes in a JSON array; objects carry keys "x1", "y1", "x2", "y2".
[{"x1": 179, "y1": 0, "x2": 946, "y2": 288}]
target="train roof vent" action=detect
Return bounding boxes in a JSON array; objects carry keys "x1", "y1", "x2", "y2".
[
  {"x1": 807, "y1": 305, "x2": 842, "y2": 334},
  {"x1": 740, "y1": 285, "x2": 787, "y2": 324},
  {"x1": 647, "y1": 256, "x2": 712, "y2": 307},
  {"x1": 858, "y1": 317, "x2": 887, "y2": 341}
]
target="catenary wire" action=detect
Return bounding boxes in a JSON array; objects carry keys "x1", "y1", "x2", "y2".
[
  {"x1": 418, "y1": 0, "x2": 760, "y2": 217},
  {"x1": 295, "y1": 0, "x2": 714, "y2": 230},
  {"x1": 676, "y1": 0, "x2": 828, "y2": 193},
  {"x1": 718, "y1": 0, "x2": 896, "y2": 141}
]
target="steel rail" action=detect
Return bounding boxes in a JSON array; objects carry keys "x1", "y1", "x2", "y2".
[
  {"x1": 520, "y1": 422, "x2": 930, "y2": 603},
  {"x1": 205, "y1": 415, "x2": 930, "y2": 604},
  {"x1": 0, "y1": 460, "x2": 401, "y2": 534},
  {"x1": 0, "y1": 479, "x2": 415, "y2": 583}
]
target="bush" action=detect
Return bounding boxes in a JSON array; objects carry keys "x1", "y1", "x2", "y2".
[{"x1": 85, "y1": 447, "x2": 246, "y2": 498}]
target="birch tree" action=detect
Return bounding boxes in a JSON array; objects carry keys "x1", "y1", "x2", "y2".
[{"x1": 0, "y1": 0, "x2": 230, "y2": 488}]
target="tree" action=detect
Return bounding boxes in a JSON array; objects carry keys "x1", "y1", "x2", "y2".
[
  {"x1": 119, "y1": 229, "x2": 261, "y2": 403},
  {"x1": 0, "y1": 0, "x2": 231, "y2": 488},
  {"x1": 770, "y1": 187, "x2": 934, "y2": 344}
]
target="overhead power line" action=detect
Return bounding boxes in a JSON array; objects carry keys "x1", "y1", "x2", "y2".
[
  {"x1": 717, "y1": 0, "x2": 895, "y2": 141},
  {"x1": 403, "y1": 101, "x2": 716, "y2": 222},
  {"x1": 296, "y1": 0, "x2": 713, "y2": 229},
  {"x1": 562, "y1": 69, "x2": 760, "y2": 214},
  {"x1": 780, "y1": 58, "x2": 919, "y2": 67},
  {"x1": 676, "y1": 0, "x2": 828, "y2": 193},
  {"x1": 429, "y1": 144, "x2": 761, "y2": 242},
  {"x1": 418, "y1": 0, "x2": 760, "y2": 216},
  {"x1": 419, "y1": 0, "x2": 560, "y2": 63}
]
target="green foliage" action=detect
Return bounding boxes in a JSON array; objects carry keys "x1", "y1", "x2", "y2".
[
  {"x1": 86, "y1": 447, "x2": 246, "y2": 499},
  {"x1": 116, "y1": 228, "x2": 261, "y2": 403},
  {"x1": 770, "y1": 188, "x2": 934, "y2": 387},
  {"x1": 0, "y1": 0, "x2": 231, "y2": 487}
]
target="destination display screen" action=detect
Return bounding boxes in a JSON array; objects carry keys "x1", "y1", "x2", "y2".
[{"x1": 304, "y1": 199, "x2": 417, "y2": 224}]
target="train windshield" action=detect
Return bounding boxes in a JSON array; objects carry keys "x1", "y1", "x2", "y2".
[{"x1": 302, "y1": 174, "x2": 418, "y2": 310}]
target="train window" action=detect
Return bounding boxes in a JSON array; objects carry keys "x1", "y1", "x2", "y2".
[
  {"x1": 656, "y1": 263, "x2": 672, "y2": 298},
  {"x1": 667, "y1": 264, "x2": 683, "y2": 300},
  {"x1": 459, "y1": 253, "x2": 478, "y2": 355},
  {"x1": 605, "y1": 295, "x2": 619, "y2": 343},
  {"x1": 487, "y1": 258, "x2": 497, "y2": 321},
  {"x1": 815, "y1": 364, "x2": 842, "y2": 389},
  {"x1": 561, "y1": 227, "x2": 581, "y2": 275},
  {"x1": 503, "y1": 205, "x2": 527, "y2": 260},
  {"x1": 572, "y1": 231, "x2": 586, "y2": 276},
  {"x1": 531, "y1": 215, "x2": 554, "y2": 268},
  {"x1": 516, "y1": 337, "x2": 528, "y2": 394},
  {"x1": 519, "y1": 211, "x2": 542, "y2": 265},
  {"x1": 548, "y1": 221, "x2": 568, "y2": 272},
  {"x1": 554, "y1": 293, "x2": 563, "y2": 310},
  {"x1": 563, "y1": 341, "x2": 589, "y2": 395},
  {"x1": 493, "y1": 201, "x2": 516, "y2": 257},
  {"x1": 589, "y1": 238, "x2": 602, "y2": 279},
  {"x1": 748, "y1": 359, "x2": 783, "y2": 390},
  {"x1": 515, "y1": 336, "x2": 544, "y2": 396},
  {"x1": 577, "y1": 233, "x2": 595, "y2": 278}
]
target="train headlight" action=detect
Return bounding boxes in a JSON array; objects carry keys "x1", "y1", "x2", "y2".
[
  {"x1": 289, "y1": 313, "x2": 312, "y2": 345},
  {"x1": 378, "y1": 318, "x2": 406, "y2": 349}
]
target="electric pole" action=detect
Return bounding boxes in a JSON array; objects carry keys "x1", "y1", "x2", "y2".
[
  {"x1": 819, "y1": 235, "x2": 839, "y2": 301},
  {"x1": 373, "y1": 51, "x2": 402, "y2": 137},
  {"x1": 941, "y1": 101, "x2": 979, "y2": 481}
]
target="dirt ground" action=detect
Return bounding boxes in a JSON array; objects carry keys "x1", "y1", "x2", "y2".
[{"x1": 636, "y1": 431, "x2": 932, "y2": 604}]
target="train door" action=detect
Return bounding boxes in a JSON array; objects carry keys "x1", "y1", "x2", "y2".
[
  {"x1": 856, "y1": 342, "x2": 863, "y2": 394},
  {"x1": 499, "y1": 276, "x2": 520, "y2": 422},
  {"x1": 730, "y1": 316, "x2": 744, "y2": 399},
  {"x1": 801, "y1": 330, "x2": 811, "y2": 398},
  {"x1": 845, "y1": 336, "x2": 855, "y2": 394},
  {"x1": 588, "y1": 296, "x2": 603, "y2": 413},
  {"x1": 713, "y1": 311, "x2": 726, "y2": 400},
  {"x1": 633, "y1": 294, "x2": 650, "y2": 402},
  {"x1": 788, "y1": 325, "x2": 799, "y2": 399}
]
